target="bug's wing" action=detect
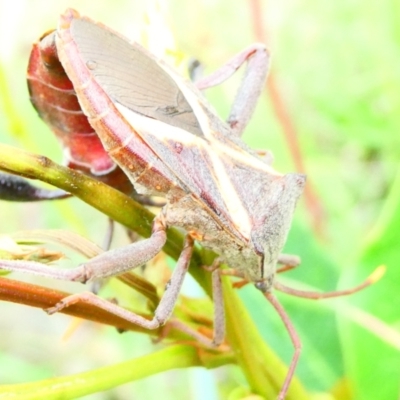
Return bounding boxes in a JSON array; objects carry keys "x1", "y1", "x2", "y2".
[
  {"x1": 67, "y1": 16, "x2": 204, "y2": 138},
  {"x1": 62, "y1": 16, "x2": 240, "y2": 228}
]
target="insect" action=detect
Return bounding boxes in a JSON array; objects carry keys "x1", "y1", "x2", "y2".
[
  {"x1": 0, "y1": 9, "x2": 382, "y2": 399},
  {"x1": 0, "y1": 172, "x2": 69, "y2": 201},
  {"x1": 26, "y1": 28, "x2": 133, "y2": 195},
  {"x1": 0, "y1": 26, "x2": 132, "y2": 203}
]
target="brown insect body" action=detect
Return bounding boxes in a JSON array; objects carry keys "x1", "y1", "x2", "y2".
[{"x1": 57, "y1": 10, "x2": 305, "y2": 283}]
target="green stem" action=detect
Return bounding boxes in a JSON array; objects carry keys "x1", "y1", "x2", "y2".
[{"x1": 0, "y1": 345, "x2": 202, "y2": 399}]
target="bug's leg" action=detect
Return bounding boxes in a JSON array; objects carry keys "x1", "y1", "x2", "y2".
[
  {"x1": 167, "y1": 266, "x2": 226, "y2": 348},
  {"x1": 46, "y1": 234, "x2": 195, "y2": 330},
  {"x1": 276, "y1": 253, "x2": 301, "y2": 274},
  {"x1": 211, "y1": 267, "x2": 226, "y2": 345},
  {"x1": 204, "y1": 264, "x2": 248, "y2": 289},
  {"x1": 0, "y1": 172, "x2": 70, "y2": 201},
  {"x1": 89, "y1": 217, "x2": 116, "y2": 294},
  {"x1": 201, "y1": 259, "x2": 226, "y2": 345},
  {"x1": 0, "y1": 213, "x2": 167, "y2": 283},
  {"x1": 102, "y1": 217, "x2": 115, "y2": 251},
  {"x1": 195, "y1": 44, "x2": 270, "y2": 137}
]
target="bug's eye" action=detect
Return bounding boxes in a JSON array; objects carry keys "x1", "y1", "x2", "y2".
[{"x1": 254, "y1": 276, "x2": 274, "y2": 293}]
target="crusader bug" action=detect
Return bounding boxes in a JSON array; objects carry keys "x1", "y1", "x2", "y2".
[
  {"x1": 0, "y1": 9, "x2": 382, "y2": 399},
  {"x1": 26, "y1": 26, "x2": 134, "y2": 195}
]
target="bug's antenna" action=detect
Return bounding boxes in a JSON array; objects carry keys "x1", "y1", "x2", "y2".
[{"x1": 273, "y1": 265, "x2": 385, "y2": 299}]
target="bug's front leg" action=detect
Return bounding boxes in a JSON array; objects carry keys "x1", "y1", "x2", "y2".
[
  {"x1": 0, "y1": 213, "x2": 167, "y2": 283},
  {"x1": 46, "y1": 234, "x2": 195, "y2": 331},
  {"x1": 195, "y1": 44, "x2": 270, "y2": 137},
  {"x1": 166, "y1": 264, "x2": 226, "y2": 348}
]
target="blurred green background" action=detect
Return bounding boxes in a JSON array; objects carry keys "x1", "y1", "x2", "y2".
[{"x1": 0, "y1": 0, "x2": 399, "y2": 399}]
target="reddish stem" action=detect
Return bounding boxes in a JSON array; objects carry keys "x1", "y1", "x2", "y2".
[{"x1": 0, "y1": 275, "x2": 156, "y2": 334}]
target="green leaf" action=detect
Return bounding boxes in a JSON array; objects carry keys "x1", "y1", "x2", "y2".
[{"x1": 339, "y1": 166, "x2": 400, "y2": 400}]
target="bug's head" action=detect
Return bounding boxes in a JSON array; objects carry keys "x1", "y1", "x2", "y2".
[{"x1": 250, "y1": 173, "x2": 306, "y2": 286}]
